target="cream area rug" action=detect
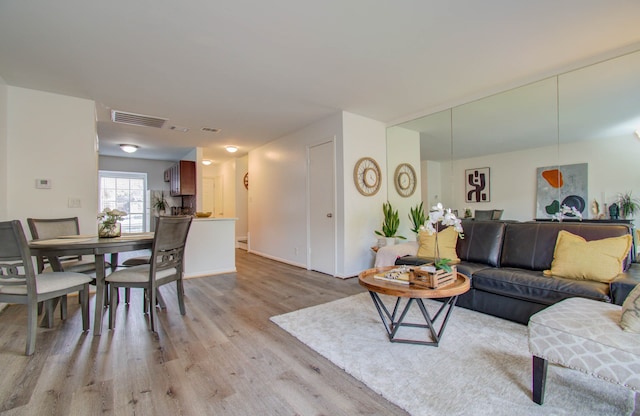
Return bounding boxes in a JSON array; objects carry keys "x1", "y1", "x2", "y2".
[{"x1": 270, "y1": 292, "x2": 637, "y2": 416}]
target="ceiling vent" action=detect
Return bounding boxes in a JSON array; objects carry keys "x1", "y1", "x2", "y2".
[
  {"x1": 201, "y1": 127, "x2": 221, "y2": 133},
  {"x1": 111, "y1": 110, "x2": 167, "y2": 128}
]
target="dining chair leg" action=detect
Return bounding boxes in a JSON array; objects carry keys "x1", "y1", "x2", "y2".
[
  {"x1": 108, "y1": 284, "x2": 117, "y2": 330},
  {"x1": 125, "y1": 288, "x2": 130, "y2": 304},
  {"x1": 60, "y1": 295, "x2": 67, "y2": 320},
  {"x1": 177, "y1": 279, "x2": 186, "y2": 315},
  {"x1": 44, "y1": 300, "x2": 55, "y2": 328},
  {"x1": 80, "y1": 284, "x2": 90, "y2": 331},
  {"x1": 149, "y1": 287, "x2": 157, "y2": 332},
  {"x1": 26, "y1": 302, "x2": 38, "y2": 356}
]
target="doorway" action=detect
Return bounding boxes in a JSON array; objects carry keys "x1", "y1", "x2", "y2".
[{"x1": 308, "y1": 139, "x2": 336, "y2": 276}]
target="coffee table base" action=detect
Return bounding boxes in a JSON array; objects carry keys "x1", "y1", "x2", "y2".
[{"x1": 368, "y1": 291, "x2": 459, "y2": 346}]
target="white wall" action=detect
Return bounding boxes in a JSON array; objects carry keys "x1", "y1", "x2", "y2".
[
  {"x1": 341, "y1": 112, "x2": 389, "y2": 276},
  {"x1": 249, "y1": 112, "x2": 343, "y2": 268},
  {"x1": 386, "y1": 126, "x2": 422, "y2": 241},
  {"x1": 6, "y1": 87, "x2": 97, "y2": 232},
  {"x1": 0, "y1": 76, "x2": 7, "y2": 221}
]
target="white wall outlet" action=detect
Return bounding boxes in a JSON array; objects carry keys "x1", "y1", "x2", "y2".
[
  {"x1": 294, "y1": 247, "x2": 299, "y2": 255},
  {"x1": 68, "y1": 197, "x2": 81, "y2": 208},
  {"x1": 35, "y1": 179, "x2": 51, "y2": 189}
]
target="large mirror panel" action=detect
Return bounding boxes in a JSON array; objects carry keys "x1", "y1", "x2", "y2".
[
  {"x1": 388, "y1": 48, "x2": 640, "y2": 227},
  {"x1": 558, "y1": 50, "x2": 640, "y2": 225},
  {"x1": 388, "y1": 109, "x2": 452, "y2": 239},
  {"x1": 451, "y1": 77, "x2": 559, "y2": 221}
]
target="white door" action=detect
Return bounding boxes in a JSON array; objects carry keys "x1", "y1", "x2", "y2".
[
  {"x1": 203, "y1": 177, "x2": 214, "y2": 213},
  {"x1": 308, "y1": 140, "x2": 336, "y2": 275}
]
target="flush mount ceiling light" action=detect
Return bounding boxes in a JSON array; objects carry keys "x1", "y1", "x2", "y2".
[
  {"x1": 120, "y1": 144, "x2": 138, "y2": 153},
  {"x1": 225, "y1": 145, "x2": 238, "y2": 153},
  {"x1": 202, "y1": 159, "x2": 212, "y2": 166}
]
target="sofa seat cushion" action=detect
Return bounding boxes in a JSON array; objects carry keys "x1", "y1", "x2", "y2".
[
  {"x1": 455, "y1": 262, "x2": 495, "y2": 279},
  {"x1": 472, "y1": 267, "x2": 611, "y2": 305}
]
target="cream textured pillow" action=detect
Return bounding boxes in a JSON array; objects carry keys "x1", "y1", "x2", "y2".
[
  {"x1": 416, "y1": 227, "x2": 460, "y2": 263},
  {"x1": 620, "y1": 284, "x2": 640, "y2": 333},
  {"x1": 543, "y1": 230, "x2": 632, "y2": 282}
]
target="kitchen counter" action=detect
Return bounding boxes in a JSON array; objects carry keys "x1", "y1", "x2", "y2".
[{"x1": 184, "y1": 217, "x2": 237, "y2": 278}]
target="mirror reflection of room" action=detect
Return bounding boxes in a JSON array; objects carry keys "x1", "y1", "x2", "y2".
[{"x1": 388, "y1": 49, "x2": 640, "y2": 239}]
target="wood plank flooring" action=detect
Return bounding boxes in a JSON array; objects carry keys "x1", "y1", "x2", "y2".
[{"x1": 0, "y1": 250, "x2": 407, "y2": 415}]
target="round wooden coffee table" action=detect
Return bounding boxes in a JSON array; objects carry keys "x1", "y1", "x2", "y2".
[{"x1": 359, "y1": 266, "x2": 470, "y2": 346}]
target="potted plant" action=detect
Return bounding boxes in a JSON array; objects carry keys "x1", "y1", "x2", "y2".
[
  {"x1": 152, "y1": 191, "x2": 169, "y2": 215},
  {"x1": 617, "y1": 192, "x2": 640, "y2": 219},
  {"x1": 408, "y1": 201, "x2": 426, "y2": 234},
  {"x1": 375, "y1": 201, "x2": 405, "y2": 246}
]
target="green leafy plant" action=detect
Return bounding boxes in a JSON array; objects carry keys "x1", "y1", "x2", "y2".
[
  {"x1": 152, "y1": 191, "x2": 169, "y2": 212},
  {"x1": 408, "y1": 201, "x2": 426, "y2": 234},
  {"x1": 375, "y1": 201, "x2": 405, "y2": 239},
  {"x1": 434, "y1": 258, "x2": 453, "y2": 273},
  {"x1": 617, "y1": 191, "x2": 640, "y2": 218}
]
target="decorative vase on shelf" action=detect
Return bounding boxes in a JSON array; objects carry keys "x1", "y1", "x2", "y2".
[{"x1": 98, "y1": 221, "x2": 121, "y2": 238}]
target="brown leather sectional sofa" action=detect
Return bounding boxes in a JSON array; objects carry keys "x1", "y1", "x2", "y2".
[{"x1": 396, "y1": 220, "x2": 640, "y2": 324}]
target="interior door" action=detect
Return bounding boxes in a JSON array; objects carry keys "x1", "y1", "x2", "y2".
[
  {"x1": 308, "y1": 140, "x2": 336, "y2": 275},
  {"x1": 202, "y1": 177, "x2": 214, "y2": 213}
]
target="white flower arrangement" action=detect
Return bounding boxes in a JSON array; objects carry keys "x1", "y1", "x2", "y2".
[
  {"x1": 421, "y1": 203, "x2": 464, "y2": 237},
  {"x1": 551, "y1": 204, "x2": 582, "y2": 222},
  {"x1": 97, "y1": 207, "x2": 127, "y2": 237},
  {"x1": 419, "y1": 203, "x2": 464, "y2": 272}
]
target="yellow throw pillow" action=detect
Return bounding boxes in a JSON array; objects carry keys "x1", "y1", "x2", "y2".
[
  {"x1": 620, "y1": 284, "x2": 640, "y2": 333},
  {"x1": 543, "y1": 230, "x2": 632, "y2": 282},
  {"x1": 417, "y1": 227, "x2": 460, "y2": 263}
]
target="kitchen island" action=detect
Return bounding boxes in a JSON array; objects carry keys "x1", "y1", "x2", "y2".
[{"x1": 184, "y1": 217, "x2": 237, "y2": 278}]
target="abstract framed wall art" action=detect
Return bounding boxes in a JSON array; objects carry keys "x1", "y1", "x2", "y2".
[
  {"x1": 465, "y1": 167, "x2": 490, "y2": 203},
  {"x1": 536, "y1": 163, "x2": 588, "y2": 219}
]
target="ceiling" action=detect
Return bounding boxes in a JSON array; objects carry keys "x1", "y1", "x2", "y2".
[{"x1": 2, "y1": 1, "x2": 640, "y2": 163}]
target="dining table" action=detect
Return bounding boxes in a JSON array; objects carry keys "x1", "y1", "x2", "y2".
[{"x1": 29, "y1": 232, "x2": 154, "y2": 335}]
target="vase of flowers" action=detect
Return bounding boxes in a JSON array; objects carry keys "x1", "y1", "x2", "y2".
[
  {"x1": 421, "y1": 203, "x2": 464, "y2": 272},
  {"x1": 97, "y1": 208, "x2": 127, "y2": 238}
]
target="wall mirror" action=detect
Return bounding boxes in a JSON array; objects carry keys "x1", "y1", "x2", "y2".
[{"x1": 388, "y1": 48, "x2": 640, "y2": 227}]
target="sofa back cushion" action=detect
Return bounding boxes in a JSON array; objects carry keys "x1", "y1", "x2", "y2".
[
  {"x1": 500, "y1": 222, "x2": 633, "y2": 271},
  {"x1": 456, "y1": 220, "x2": 506, "y2": 267}
]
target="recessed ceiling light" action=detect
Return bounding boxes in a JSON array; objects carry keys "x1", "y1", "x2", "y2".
[
  {"x1": 635, "y1": 129, "x2": 640, "y2": 139},
  {"x1": 120, "y1": 144, "x2": 138, "y2": 153},
  {"x1": 202, "y1": 159, "x2": 212, "y2": 166},
  {"x1": 225, "y1": 145, "x2": 238, "y2": 153}
]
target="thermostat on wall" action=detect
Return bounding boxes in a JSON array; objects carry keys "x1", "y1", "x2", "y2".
[{"x1": 35, "y1": 179, "x2": 51, "y2": 189}]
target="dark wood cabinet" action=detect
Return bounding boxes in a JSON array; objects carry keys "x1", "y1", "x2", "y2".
[{"x1": 166, "y1": 160, "x2": 196, "y2": 196}]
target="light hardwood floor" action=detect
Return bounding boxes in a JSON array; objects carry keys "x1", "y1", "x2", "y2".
[{"x1": 0, "y1": 249, "x2": 407, "y2": 416}]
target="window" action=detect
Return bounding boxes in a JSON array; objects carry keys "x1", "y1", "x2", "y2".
[{"x1": 98, "y1": 171, "x2": 147, "y2": 233}]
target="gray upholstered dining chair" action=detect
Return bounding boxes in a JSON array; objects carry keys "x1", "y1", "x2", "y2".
[
  {"x1": 474, "y1": 209, "x2": 504, "y2": 220},
  {"x1": 27, "y1": 217, "x2": 100, "y2": 274},
  {"x1": 0, "y1": 220, "x2": 91, "y2": 355},
  {"x1": 106, "y1": 216, "x2": 193, "y2": 332},
  {"x1": 27, "y1": 216, "x2": 114, "y2": 310}
]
